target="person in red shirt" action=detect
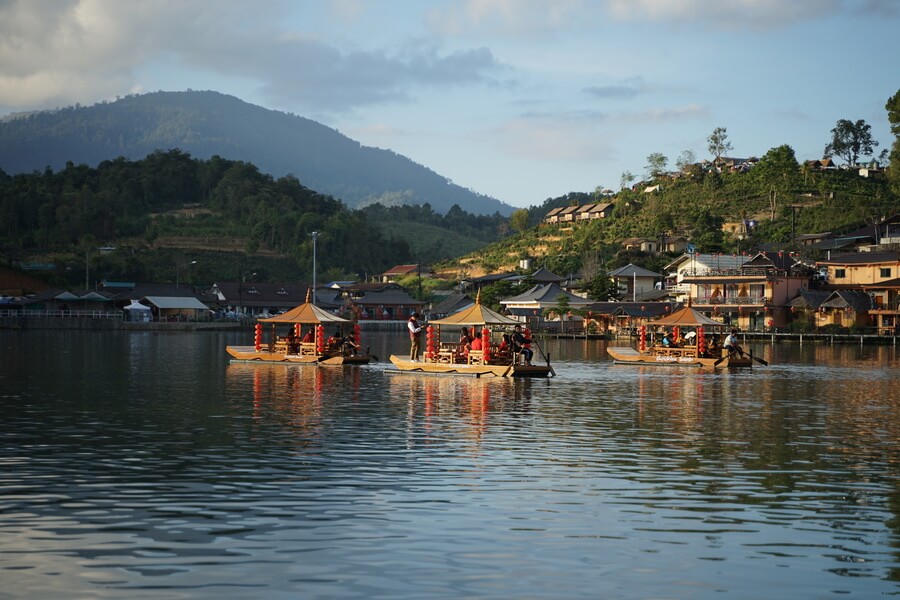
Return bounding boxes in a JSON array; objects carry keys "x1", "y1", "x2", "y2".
[{"x1": 470, "y1": 331, "x2": 483, "y2": 351}]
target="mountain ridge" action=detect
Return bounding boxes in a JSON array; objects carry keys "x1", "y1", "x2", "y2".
[{"x1": 0, "y1": 90, "x2": 513, "y2": 216}]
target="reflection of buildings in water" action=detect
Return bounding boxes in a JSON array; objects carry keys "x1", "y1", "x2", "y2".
[
  {"x1": 387, "y1": 375, "x2": 531, "y2": 452},
  {"x1": 807, "y1": 342, "x2": 898, "y2": 367},
  {"x1": 226, "y1": 363, "x2": 363, "y2": 442}
]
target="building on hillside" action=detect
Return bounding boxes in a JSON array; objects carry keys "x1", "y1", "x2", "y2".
[
  {"x1": 816, "y1": 251, "x2": 900, "y2": 332},
  {"x1": 380, "y1": 264, "x2": 432, "y2": 283},
  {"x1": 500, "y1": 283, "x2": 592, "y2": 329},
  {"x1": 585, "y1": 301, "x2": 677, "y2": 335},
  {"x1": 660, "y1": 236, "x2": 689, "y2": 254},
  {"x1": 467, "y1": 272, "x2": 521, "y2": 293},
  {"x1": 794, "y1": 232, "x2": 834, "y2": 247},
  {"x1": 621, "y1": 237, "x2": 658, "y2": 254},
  {"x1": 817, "y1": 251, "x2": 900, "y2": 287},
  {"x1": 787, "y1": 289, "x2": 832, "y2": 330},
  {"x1": 608, "y1": 264, "x2": 663, "y2": 301},
  {"x1": 557, "y1": 205, "x2": 580, "y2": 224},
  {"x1": 860, "y1": 278, "x2": 900, "y2": 333},
  {"x1": 575, "y1": 202, "x2": 614, "y2": 221},
  {"x1": 19, "y1": 289, "x2": 116, "y2": 315},
  {"x1": 681, "y1": 251, "x2": 812, "y2": 330},
  {"x1": 431, "y1": 292, "x2": 474, "y2": 319},
  {"x1": 208, "y1": 281, "x2": 339, "y2": 318},
  {"x1": 806, "y1": 215, "x2": 900, "y2": 254},
  {"x1": 706, "y1": 156, "x2": 759, "y2": 173},
  {"x1": 805, "y1": 158, "x2": 836, "y2": 170},
  {"x1": 663, "y1": 253, "x2": 751, "y2": 301},
  {"x1": 815, "y1": 290, "x2": 873, "y2": 329},
  {"x1": 352, "y1": 288, "x2": 424, "y2": 320},
  {"x1": 530, "y1": 267, "x2": 567, "y2": 285},
  {"x1": 543, "y1": 207, "x2": 565, "y2": 224}
]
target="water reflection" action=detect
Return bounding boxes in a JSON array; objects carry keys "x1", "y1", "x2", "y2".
[{"x1": 0, "y1": 331, "x2": 898, "y2": 598}]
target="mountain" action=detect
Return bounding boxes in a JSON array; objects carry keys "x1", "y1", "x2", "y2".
[{"x1": 0, "y1": 90, "x2": 513, "y2": 216}]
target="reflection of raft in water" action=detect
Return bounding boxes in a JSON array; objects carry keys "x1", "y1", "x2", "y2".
[
  {"x1": 606, "y1": 346, "x2": 755, "y2": 368},
  {"x1": 225, "y1": 290, "x2": 372, "y2": 366},
  {"x1": 227, "y1": 345, "x2": 371, "y2": 365},
  {"x1": 388, "y1": 355, "x2": 553, "y2": 378}
]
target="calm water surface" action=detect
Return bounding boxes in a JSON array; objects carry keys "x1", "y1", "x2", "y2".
[{"x1": 1, "y1": 330, "x2": 898, "y2": 599}]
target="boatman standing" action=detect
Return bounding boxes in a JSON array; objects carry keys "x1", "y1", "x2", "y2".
[
  {"x1": 407, "y1": 312, "x2": 423, "y2": 361},
  {"x1": 723, "y1": 329, "x2": 743, "y2": 357}
]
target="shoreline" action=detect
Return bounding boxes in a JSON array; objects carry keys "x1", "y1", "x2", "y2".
[{"x1": 4, "y1": 316, "x2": 899, "y2": 346}]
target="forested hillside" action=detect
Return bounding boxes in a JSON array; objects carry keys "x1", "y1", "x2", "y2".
[
  {"x1": 443, "y1": 149, "x2": 898, "y2": 281},
  {"x1": 0, "y1": 90, "x2": 512, "y2": 216},
  {"x1": 4, "y1": 90, "x2": 898, "y2": 295},
  {"x1": 0, "y1": 151, "x2": 506, "y2": 288}
]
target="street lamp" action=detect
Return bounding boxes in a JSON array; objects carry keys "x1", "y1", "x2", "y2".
[
  {"x1": 238, "y1": 270, "x2": 256, "y2": 318},
  {"x1": 310, "y1": 231, "x2": 319, "y2": 306},
  {"x1": 176, "y1": 260, "x2": 196, "y2": 288}
]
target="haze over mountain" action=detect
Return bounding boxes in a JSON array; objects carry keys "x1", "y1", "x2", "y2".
[{"x1": 0, "y1": 90, "x2": 513, "y2": 216}]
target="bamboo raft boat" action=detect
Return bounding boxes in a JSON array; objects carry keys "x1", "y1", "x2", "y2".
[
  {"x1": 226, "y1": 291, "x2": 372, "y2": 366},
  {"x1": 388, "y1": 293, "x2": 555, "y2": 378}
]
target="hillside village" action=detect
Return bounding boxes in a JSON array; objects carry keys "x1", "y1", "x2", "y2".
[
  {"x1": 2, "y1": 95, "x2": 899, "y2": 336},
  {"x1": 4, "y1": 189, "x2": 900, "y2": 337}
]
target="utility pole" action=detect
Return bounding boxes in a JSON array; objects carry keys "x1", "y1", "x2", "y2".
[
  {"x1": 417, "y1": 261, "x2": 422, "y2": 300},
  {"x1": 310, "y1": 231, "x2": 319, "y2": 306}
]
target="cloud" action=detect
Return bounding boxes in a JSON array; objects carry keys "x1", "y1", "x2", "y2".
[
  {"x1": 0, "y1": 0, "x2": 504, "y2": 114},
  {"x1": 583, "y1": 80, "x2": 644, "y2": 100},
  {"x1": 480, "y1": 99, "x2": 708, "y2": 164},
  {"x1": 426, "y1": 0, "x2": 589, "y2": 36},
  {"x1": 426, "y1": 0, "x2": 862, "y2": 36},
  {"x1": 860, "y1": 0, "x2": 900, "y2": 16},
  {"x1": 194, "y1": 33, "x2": 502, "y2": 113},
  {"x1": 482, "y1": 112, "x2": 614, "y2": 162},
  {"x1": 605, "y1": 0, "x2": 843, "y2": 30},
  {"x1": 618, "y1": 104, "x2": 709, "y2": 123}
]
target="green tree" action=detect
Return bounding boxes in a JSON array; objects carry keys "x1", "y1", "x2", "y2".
[
  {"x1": 585, "y1": 274, "x2": 620, "y2": 301},
  {"x1": 646, "y1": 153, "x2": 669, "y2": 178},
  {"x1": 543, "y1": 294, "x2": 572, "y2": 333},
  {"x1": 886, "y1": 89, "x2": 900, "y2": 195},
  {"x1": 708, "y1": 127, "x2": 733, "y2": 162},
  {"x1": 620, "y1": 170, "x2": 636, "y2": 190},
  {"x1": 824, "y1": 119, "x2": 878, "y2": 166},
  {"x1": 479, "y1": 279, "x2": 523, "y2": 311},
  {"x1": 754, "y1": 145, "x2": 800, "y2": 221},
  {"x1": 675, "y1": 149, "x2": 696, "y2": 172},
  {"x1": 509, "y1": 208, "x2": 530, "y2": 234}
]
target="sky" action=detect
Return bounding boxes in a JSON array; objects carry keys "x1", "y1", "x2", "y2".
[{"x1": 1, "y1": 0, "x2": 898, "y2": 209}]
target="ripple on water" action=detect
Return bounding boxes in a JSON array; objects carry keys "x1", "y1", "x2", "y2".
[{"x1": 1, "y1": 333, "x2": 898, "y2": 598}]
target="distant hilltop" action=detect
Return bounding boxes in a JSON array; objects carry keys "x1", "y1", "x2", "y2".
[{"x1": 0, "y1": 90, "x2": 513, "y2": 216}]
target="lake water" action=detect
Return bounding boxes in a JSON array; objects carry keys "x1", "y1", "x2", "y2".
[{"x1": 1, "y1": 330, "x2": 898, "y2": 599}]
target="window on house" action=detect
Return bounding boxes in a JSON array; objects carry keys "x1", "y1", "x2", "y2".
[
  {"x1": 834, "y1": 269, "x2": 846, "y2": 279},
  {"x1": 880, "y1": 267, "x2": 891, "y2": 278}
]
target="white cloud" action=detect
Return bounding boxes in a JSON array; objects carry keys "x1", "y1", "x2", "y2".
[
  {"x1": 618, "y1": 104, "x2": 709, "y2": 123},
  {"x1": 426, "y1": 0, "x2": 589, "y2": 36},
  {"x1": 605, "y1": 0, "x2": 843, "y2": 29},
  {"x1": 483, "y1": 115, "x2": 615, "y2": 163},
  {"x1": 0, "y1": 0, "x2": 504, "y2": 113}
]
